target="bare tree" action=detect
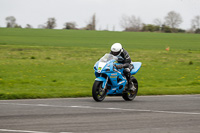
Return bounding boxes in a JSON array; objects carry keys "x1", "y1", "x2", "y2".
[
  {"x1": 191, "y1": 15, "x2": 200, "y2": 31},
  {"x1": 153, "y1": 18, "x2": 163, "y2": 31},
  {"x1": 64, "y1": 22, "x2": 77, "y2": 29},
  {"x1": 164, "y1": 11, "x2": 183, "y2": 29},
  {"x1": 5, "y1": 16, "x2": 16, "y2": 28},
  {"x1": 120, "y1": 15, "x2": 130, "y2": 29},
  {"x1": 84, "y1": 14, "x2": 96, "y2": 30},
  {"x1": 91, "y1": 14, "x2": 96, "y2": 30},
  {"x1": 46, "y1": 18, "x2": 56, "y2": 29},
  {"x1": 38, "y1": 24, "x2": 46, "y2": 29},
  {"x1": 120, "y1": 15, "x2": 143, "y2": 31},
  {"x1": 25, "y1": 24, "x2": 33, "y2": 28}
]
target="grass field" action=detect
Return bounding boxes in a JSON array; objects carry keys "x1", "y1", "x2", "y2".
[{"x1": 0, "y1": 28, "x2": 200, "y2": 99}]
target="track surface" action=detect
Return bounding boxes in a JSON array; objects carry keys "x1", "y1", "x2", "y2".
[{"x1": 0, "y1": 95, "x2": 200, "y2": 133}]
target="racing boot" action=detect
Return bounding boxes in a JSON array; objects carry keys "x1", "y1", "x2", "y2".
[{"x1": 125, "y1": 73, "x2": 136, "y2": 91}]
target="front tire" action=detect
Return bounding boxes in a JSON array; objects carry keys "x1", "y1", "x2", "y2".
[
  {"x1": 122, "y1": 76, "x2": 138, "y2": 101},
  {"x1": 92, "y1": 81, "x2": 107, "y2": 102}
]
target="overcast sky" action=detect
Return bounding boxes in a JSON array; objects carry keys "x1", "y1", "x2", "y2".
[{"x1": 0, "y1": 0, "x2": 200, "y2": 31}]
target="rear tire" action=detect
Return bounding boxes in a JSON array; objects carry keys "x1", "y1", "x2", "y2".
[
  {"x1": 122, "y1": 76, "x2": 138, "y2": 101},
  {"x1": 92, "y1": 81, "x2": 107, "y2": 102}
]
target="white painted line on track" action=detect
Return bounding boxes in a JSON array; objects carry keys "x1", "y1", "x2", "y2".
[
  {"x1": 0, "y1": 102, "x2": 200, "y2": 115},
  {"x1": 0, "y1": 129, "x2": 73, "y2": 133},
  {"x1": 140, "y1": 94, "x2": 200, "y2": 98},
  {"x1": 0, "y1": 129, "x2": 46, "y2": 133},
  {"x1": 0, "y1": 95, "x2": 199, "y2": 102}
]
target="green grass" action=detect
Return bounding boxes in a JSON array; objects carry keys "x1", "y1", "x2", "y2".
[{"x1": 0, "y1": 28, "x2": 200, "y2": 99}]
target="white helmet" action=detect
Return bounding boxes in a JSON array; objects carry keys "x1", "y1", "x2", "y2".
[{"x1": 111, "y1": 43, "x2": 123, "y2": 56}]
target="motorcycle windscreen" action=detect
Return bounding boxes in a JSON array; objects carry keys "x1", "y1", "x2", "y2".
[{"x1": 130, "y1": 62, "x2": 142, "y2": 75}]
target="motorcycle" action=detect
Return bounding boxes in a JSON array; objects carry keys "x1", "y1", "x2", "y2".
[{"x1": 92, "y1": 53, "x2": 142, "y2": 102}]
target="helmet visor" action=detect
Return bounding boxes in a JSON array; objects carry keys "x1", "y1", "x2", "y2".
[{"x1": 111, "y1": 51, "x2": 121, "y2": 56}]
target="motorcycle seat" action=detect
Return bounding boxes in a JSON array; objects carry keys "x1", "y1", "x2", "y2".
[{"x1": 130, "y1": 62, "x2": 142, "y2": 75}]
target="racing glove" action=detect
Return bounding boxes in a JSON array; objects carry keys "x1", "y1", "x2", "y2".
[
  {"x1": 115, "y1": 64, "x2": 124, "y2": 69},
  {"x1": 115, "y1": 63, "x2": 130, "y2": 69}
]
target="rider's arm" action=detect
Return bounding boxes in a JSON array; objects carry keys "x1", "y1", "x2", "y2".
[
  {"x1": 115, "y1": 49, "x2": 132, "y2": 69},
  {"x1": 123, "y1": 50, "x2": 131, "y2": 64},
  {"x1": 115, "y1": 63, "x2": 129, "y2": 69}
]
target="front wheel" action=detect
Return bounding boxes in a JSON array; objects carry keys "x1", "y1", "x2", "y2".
[
  {"x1": 92, "y1": 81, "x2": 107, "y2": 102},
  {"x1": 122, "y1": 76, "x2": 138, "y2": 101}
]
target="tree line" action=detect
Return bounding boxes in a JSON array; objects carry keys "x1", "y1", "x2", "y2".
[
  {"x1": 3, "y1": 11, "x2": 200, "y2": 33},
  {"x1": 120, "y1": 11, "x2": 200, "y2": 33},
  {"x1": 4, "y1": 14, "x2": 96, "y2": 31}
]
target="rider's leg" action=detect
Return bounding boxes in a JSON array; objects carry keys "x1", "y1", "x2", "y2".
[{"x1": 124, "y1": 68, "x2": 134, "y2": 90}]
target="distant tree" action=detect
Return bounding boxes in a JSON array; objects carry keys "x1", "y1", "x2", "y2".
[
  {"x1": 120, "y1": 15, "x2": 143, "y2": 31},
  {"x1": 5, "y1": 16, "x2": 16, "y2": 28},
  {"x1": 120, "y1": 15, "x2": 129, "y2": 30},
  {"x1": 191, "y1": 15, "x2": 200, "y2": 33},
  {"x1": 25, "y1": 24, "x2": 33, "y2": 28},
  {"x1": 84, "y1": 14, "x2": 96, "y2": 30},
  {"x1": 142, "y1": 24, "x2": 160, "y2": 32},
  {"x1": 14, "y1": 24, "x2": 22, "y2": 28},
  {"x1": 64, "y1": 22, "x2": 77, "y2": 29},
  {"x1": 38, "y1": 24, "x2": 46, "y2": 29},
  {"x1": 195, "y1": 29, "x2": 200, "y2": 34},
  {"x1": 46, "y1": 18, "x2": 56, "y2": 29},
  {"x1": 161, "y1": 25, "x2": 172, "y2": 33},
  {"x1": 153, "y1": 18, "x2": 162, "y2": 26},
  {"x1": 84, "y1": 24, "x2": 93, "y2": 30},
  {"x1": 91, "y1": 14, "x2": 96, "y2": 30},
  {"x1": 164, "y1": 11, "x2": 183, "y2": 31},
  {"x1": 177, "y1": 28, "x2": 185, "y2": 33},
  {"x1": 153, "y1": 18, "x2": 163, "y2": 31}
]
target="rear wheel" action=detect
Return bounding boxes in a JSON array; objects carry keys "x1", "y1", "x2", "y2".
[
  {"x1": 92, "y1": 81, "x2": 107, "y2": 102},
  {"x1": 122, "y1": 76, "x2": 138, "y2": 101}
]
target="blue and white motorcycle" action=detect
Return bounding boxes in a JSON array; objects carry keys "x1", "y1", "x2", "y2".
[{"x1": 93, "y1": 53, "x2": 142, "y2": 102}]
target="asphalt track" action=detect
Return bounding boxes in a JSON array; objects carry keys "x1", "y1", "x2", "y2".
[{"x1": 0, "y1": 95, "x2": 200, "y2": 133}]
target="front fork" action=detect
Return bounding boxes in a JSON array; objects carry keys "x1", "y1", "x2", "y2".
[{"x1": 102, "y1": 76, "x2": 108, "y2": 91}]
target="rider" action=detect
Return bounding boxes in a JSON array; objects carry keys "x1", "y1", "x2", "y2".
[{"x1": 110, "y1": 43, "x2": 134, "y2": 91}]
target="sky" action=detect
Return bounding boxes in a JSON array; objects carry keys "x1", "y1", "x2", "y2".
[{"x1": 0, "y1": 0, "x2": 200, "y2": 31}]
